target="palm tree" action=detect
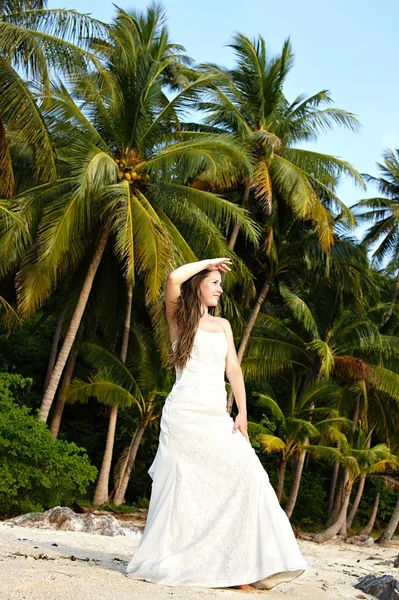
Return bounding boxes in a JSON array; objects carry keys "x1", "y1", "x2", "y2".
[
  {"x1": 49, "y1": 345, "x2": 78, "y2": 438},
  {"x1": 2, "y1": 4, "x2": 258, "y2": 424},
  {"x1": 254, "y1": 379, "x2": 343, "y2": 509},
  {"x1": 359, "y1": 491, "x2": 380, "y2": 535},
  {"x1": 224, "y1": 224, "x2": 373, "y2": 413},
  {"x1": 0, "y1": 0, "x2": 104, "y2": 330},
  {"x1": 67, "y1": 343, "x2": 142, "y2": 504},
  {"x1": 199, "y1": 35, "x2": 363, "y2": 236},
  {"x1": 193, "y1": 35, "x2": 365, "y2": 412},
  {"x1": 242, "y1": 279, "x2": 399, "y2": 521},
  {"x1": 68, "y1": 337, "x2": 172, "y2": 506},
  {"x1": 359, "y1": 477, "x2": 398, "y2": 536},
  {"x1": 112, "y1": 398, "x2": 159, "y2": 507},
  {"x1": 50, "y1": 258, "x2": 138, "y2": 493},
  {"x1": 0, "y1": 0, "x2": 108, "y2": 197},
  {"x1": 244, "y1": 284, "x2": 399, "y2": 421},
  {"x1": 311, "y1": 428, "x2": 397, "y2": 543},
  {"x1": 379, "y1": 494, "x2": 399, "y2": 544},
  {"x1": 354, "y1": 149, "x2": 399, "y2": 324},
  {"x1": 111, "y1": 334, "x2": 172, "y2": 506}
]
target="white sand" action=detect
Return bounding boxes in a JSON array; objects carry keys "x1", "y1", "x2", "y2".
[{"x1": 0, "y1": 522, "x2": 397, "y2": 600}]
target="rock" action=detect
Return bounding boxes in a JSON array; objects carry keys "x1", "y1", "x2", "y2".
[
  {"x1": 5, "y1": 506, "x2": 139, "y2": 537},
  {"x1": 346, "y1": 535, "x2": 375, "y2": 547},
  {"x1": 394, "y1": 554, "x2": 399, "y2": 569},
  {"x1": 354, "y1": 574, "x2": 399, "y2": 600},
  {"x1": 376, "y1": 560, "x2": 396, "y2": 567}
]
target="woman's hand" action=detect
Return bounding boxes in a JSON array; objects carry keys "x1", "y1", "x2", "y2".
[
  {"x1": 233, "y1": 412, "x2": 250, "y2": 442},
  {"x1": 206, "y1": 257, "x2": 232, "y2": 273}
]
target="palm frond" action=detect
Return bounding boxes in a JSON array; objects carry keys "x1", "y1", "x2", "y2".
[
  {"x1": 153, "y1": 205, "x2": 197, "y2": 264},
  {"x1": 67, "y1": 374, "x2": 139, "y2": 411},
  {"x1": 279, "y1": 284, "x2": 320, "y2": 339},
  {"x1": 0, "y1": 295, "x2": 21, "y2": 331},
  {"x1": 0, "y1": 9, "x2": 109, "y2": 81},
  {"x1": 269, "y1": 155, "x2": 334, "y2": 251},
  {"x1": 287, "y1": 417, "x2": 319, "y2": 440},
  {"x1": 306, "y1": 444, "x2": 342, "y2": 464},
  {"x1": 245, "y1": 335, "x2": 311, "y2": 366},
  {"x1": 137, "y1": 72, "x2": 217, "y2": 148},
  {"x1": 253, "y1": 157, "x2": 272, "y2": 214},
  {"x1": 258, "y1": 433, "x2": 286, "y2": 453},
  {"x1": 255, "y1": 313, "x2": 306, "y2": 345},
  {"x1": 252, "y1": 391, "x2": 285, "y2": 423},
  {"x1": 80, "y1": 342, "x2": 143, "y2": 400},
  {"x1": 157, "y1": 181, "x2": 261, "y2": 245},
  {"x1": 0, "y1": 57, "x2": 57, "y2": 182},
  {"x1": 131, "y1": 189, "x2": 173, "y2": 305},
  {"x1": 143, "y1": 134, "x2": 253, "y2": 187},
  {"x1": 371, "y1": 366, "x2": 399, "y2": 402},
  {"x1": 306, "y1": 339, "x2": 335, "y2": 378},
  {"x1": 282, "y1": 148, "x2": 365, "y2": 189}
]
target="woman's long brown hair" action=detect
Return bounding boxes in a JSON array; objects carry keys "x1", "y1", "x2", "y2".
[{"x1": 167, "y1": 269, "x2": 219, "y2": 370}]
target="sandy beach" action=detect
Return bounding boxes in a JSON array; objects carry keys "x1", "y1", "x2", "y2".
[{"x1": 0, "y1": 521, "x2": 398, "y2": 600}]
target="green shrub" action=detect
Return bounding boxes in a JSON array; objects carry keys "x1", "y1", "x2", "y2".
[
  {"x1": 135, "y1": 496, "x2": 150, "y2": 509},
  {"x1": 0, "y1": 373, "x2": 97, "y2": 514}
]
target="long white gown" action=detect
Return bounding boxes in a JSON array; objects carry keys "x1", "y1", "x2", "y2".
[{"x1": 126, "y1": 327, "x2": 307, "y2": 589}]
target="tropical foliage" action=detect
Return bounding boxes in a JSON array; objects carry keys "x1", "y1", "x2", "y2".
[
  {"x1": 0, "y1": 372, "x2": 97, "y2": 513},
  {"x1": 0, "y1": 0, "x2": 398, "y2": 542}
]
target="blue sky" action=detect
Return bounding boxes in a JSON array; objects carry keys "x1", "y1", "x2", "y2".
[{"x1": 49, "y1": 0, "x2": 399, "y2": 210}]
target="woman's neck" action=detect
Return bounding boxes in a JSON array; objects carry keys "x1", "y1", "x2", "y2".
[{"x1": 200, "y1": 304, "x2": 209, "y2": 315}]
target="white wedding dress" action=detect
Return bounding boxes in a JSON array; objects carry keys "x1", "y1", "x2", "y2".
[{"x1": 126, "y1": 327, "x2": 307, "y2": 588}]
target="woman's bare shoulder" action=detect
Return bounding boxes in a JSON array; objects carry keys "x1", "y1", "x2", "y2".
[{"x1": 216, "y1": 316, "x2": 232, "y2": 332}]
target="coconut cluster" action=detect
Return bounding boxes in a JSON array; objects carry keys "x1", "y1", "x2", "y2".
[{"x1": 115, "y1": 157, "x2": 150, "y2": 183}]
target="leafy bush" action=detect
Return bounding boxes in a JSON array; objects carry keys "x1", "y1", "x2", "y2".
[
  {"x1": 135, "y1": 496, "x2": 150, "y2": 509},
  {"x1": 0, "y1": 373, "x2": 97, "y2": 514}
]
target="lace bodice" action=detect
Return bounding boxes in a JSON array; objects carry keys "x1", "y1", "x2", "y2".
[{"x1": 172, "y1": 328, "x2": 228, "y2": 386}]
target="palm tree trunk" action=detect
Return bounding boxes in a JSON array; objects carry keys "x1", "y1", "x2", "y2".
[
  {"x1": 39, "y1": 228, "x2": 109, "y2": 423},
  {"x1": 93, "y1": 404, "x2": 118, "y2": 506},
  {"x1": 328, "y1": 468, "x2": 345, "y2": 526},
  {"x1": 49, "y1": 346, "x2": 78, "y2": 438},
  {"x1": 313, "y1": 470, "x2": 352, "y2": 543},
  {"x1": 92, "y1": 284, "x2": 133, "y2": 505},
  {"x1": 383, "y1": 270, "x2": 399, "y2": 325},
  {"x1": 113, "y1": 423, "x2": 146, "y2": 506},
  {"x1": 338, "y1": 476, "x2": 350, "y2": 536},
  {"x1": 345, "y1": 434, "x2": 370, "y2": 530},
  {"x1": 352, "y1": 396, "x2": 360, "y2": 428},
  {"x1": 243, "y1": 287, "x2": 252, "y2": 309},
  {"x1": 276, "y1": 458, "x2": 287, "y2": 503},
  {"x1": 120, "y1": 284, "x2": 133, "y2": 364},
  {"x1": 43, "y1": 311, "x2": 64, "y2": 393},
  {"x1": 328, "y1": 457, "x2": 340, "y2": 514},
  {"x1": 378, "y1": 494, "x2": 399, "y2": 545},
  {"x1": 284, "y1": 443, "x2": 308, "y2": 519},
  {"x1": 346, "y1": 475, "x2": 367, "y2": 530},
  {"x1": 334, "y1": 403, "x2": 359, "y2": 532},
  {"x1": 229, "y1": 223, "x2": 241, "y2": 250},
  {"x1": 0, "y1": 117, "x2": 14, "y2": 197},
  {"x1": 359, "y1": 492, "x2": 380, "y2": 535},
  {"x1": 228, "y1": 182, "x2": 251, "y2": 250},
  {"x1": 226, "y1": 276, "x2": 272, "y2": 413}
]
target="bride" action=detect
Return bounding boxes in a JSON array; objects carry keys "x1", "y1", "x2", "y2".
[{"x1": 126, "y1": 258, "x2": 307, "y2": 590}]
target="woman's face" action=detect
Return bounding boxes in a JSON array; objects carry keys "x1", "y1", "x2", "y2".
[{"x1": 199, "y1": 270, "x2": 223, "y2": 307}]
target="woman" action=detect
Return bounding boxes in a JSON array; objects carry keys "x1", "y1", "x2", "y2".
[{"x1": 126, "y1": 258, "x2": 307, "y2": 590}]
